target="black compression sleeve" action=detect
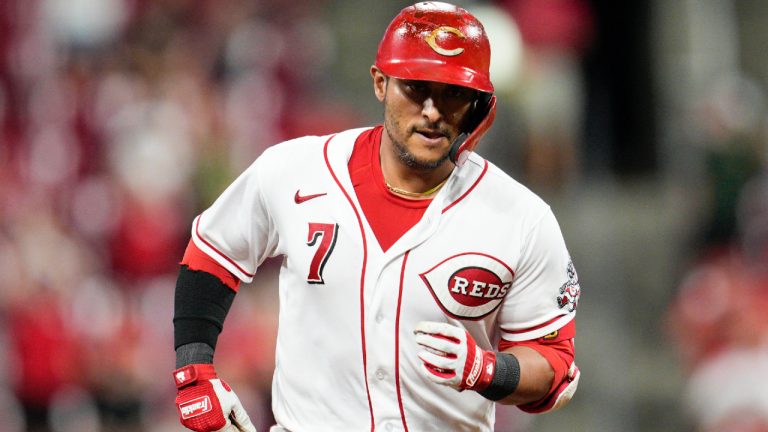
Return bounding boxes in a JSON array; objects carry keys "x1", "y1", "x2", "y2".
[
  {"x1": 478, "y1": 352, "x2": 521, "y2": 401},
  {"x1": 173, "y1": 265, "x2": 236, "y2": 350},
  {"x1": 176, "y1": 342, "x2": 214, "y2": 368}
]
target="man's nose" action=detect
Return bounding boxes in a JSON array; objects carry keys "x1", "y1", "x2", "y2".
[{"x1": 421, "y1": 97, "x2": 443, "y2": 123}]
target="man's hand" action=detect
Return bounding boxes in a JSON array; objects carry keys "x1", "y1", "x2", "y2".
[
  {"x1": 173, "y1": 364, "x2": 257, "y2": 432},
  {"x1": 414, "y1": 321, "x2": 496, "y2": 392}
]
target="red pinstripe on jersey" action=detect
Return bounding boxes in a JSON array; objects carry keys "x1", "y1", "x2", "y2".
[
  {"x1": 395, "y1": 251, "x2": 411, "y2": 432},
  {"x1": 323, "y1": 134, "x2": 376, "y2": 431},
  {"x1": 442, "y1": 159, "x2": 488, "y2": 214}
]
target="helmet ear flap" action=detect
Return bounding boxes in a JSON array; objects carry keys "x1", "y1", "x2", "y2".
[
  {"x1": 449, "y1": 94, "x2": 496, "y2": 166},
  {"x1": 461, "y1": 92, "x2": 493, "y2": 134}
]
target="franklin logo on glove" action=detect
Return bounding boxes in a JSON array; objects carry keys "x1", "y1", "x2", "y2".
[{"x1": 180, "y1": 396, "x2": 212, "y2": 419}]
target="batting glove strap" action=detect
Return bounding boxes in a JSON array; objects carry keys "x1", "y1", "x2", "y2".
[
  {"x1": 173, "y1": 364, "x2": 218, "y2": 389},
  {"x1": 478, "y1": 352, "x2": 520, "y2": 401},
  {"x1": 464, "y1": 348, "x2": 496, "y2": 392}
]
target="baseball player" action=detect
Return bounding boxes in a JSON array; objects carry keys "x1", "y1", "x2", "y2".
[{"x1": 172, "y1": 2, "x2": 581, "y2": 431}]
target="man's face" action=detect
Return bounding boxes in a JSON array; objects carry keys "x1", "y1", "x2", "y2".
[{"x1": 372, "y1": 68, "x2": 477, "y2": 170}]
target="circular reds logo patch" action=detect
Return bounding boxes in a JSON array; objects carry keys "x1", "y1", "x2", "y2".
[{"x1": 421, "y1": 253, "x2": 514, "y2": 320}]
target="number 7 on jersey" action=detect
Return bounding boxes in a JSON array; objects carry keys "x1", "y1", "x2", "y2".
[{"x1": 306, "y1": 223, "x2": 338, "y2": 284}]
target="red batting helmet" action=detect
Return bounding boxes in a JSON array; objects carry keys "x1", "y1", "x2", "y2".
[{"x1": 375, "y1": 2, "x2": 497, "y2": 166}]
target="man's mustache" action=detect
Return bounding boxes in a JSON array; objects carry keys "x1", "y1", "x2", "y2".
[{"x1": 411, "y1": 123, "x2": 452, "y2": 139}]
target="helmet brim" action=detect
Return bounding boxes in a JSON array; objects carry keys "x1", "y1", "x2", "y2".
[{"x1": 376, "y1": 59, "x2": 494, "y2": 94}]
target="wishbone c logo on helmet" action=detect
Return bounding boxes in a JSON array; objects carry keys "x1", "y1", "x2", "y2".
[
  {"x1": 375, "y1": 2, "x2": 497, "y2": 166},
  {"x1": 425, "y1": 26, "x2": 466, "y2": 56}
]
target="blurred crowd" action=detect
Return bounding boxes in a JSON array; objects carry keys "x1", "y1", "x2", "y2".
[
  {"x1": 665, "y1": 73, "x2": 768, "y2": 432},
  {"x1": 0, "y1": 0, "x2": 358, "y2": 430}
]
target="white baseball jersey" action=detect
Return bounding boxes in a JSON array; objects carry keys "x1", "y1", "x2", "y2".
[{"x1": 191, "y1": 127, "x2": 579, "y2": 432}]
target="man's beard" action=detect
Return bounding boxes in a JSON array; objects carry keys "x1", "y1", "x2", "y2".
[{"x1": 384, "y1": 115, "x2": 452, "y2": 171}]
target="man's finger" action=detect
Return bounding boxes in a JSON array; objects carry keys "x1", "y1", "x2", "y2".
[
  {"x1": 415, "y1": 332, "x2": 460, "y2": 355},
  {"x1": 230, "y1": 404, "x2": 257, "y2": 432},
  {"x1": 414, "y1": 321, "x2": 461, "y2": 339}
]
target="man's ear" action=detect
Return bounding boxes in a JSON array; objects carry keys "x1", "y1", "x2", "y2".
[{"x1": 371, "y1": 66, "x2": 387, "y2": 102}]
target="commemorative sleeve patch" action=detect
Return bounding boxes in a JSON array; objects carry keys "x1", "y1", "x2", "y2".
[{"x1": 557, "y1": 259, "x2": 580, "y2": 313}]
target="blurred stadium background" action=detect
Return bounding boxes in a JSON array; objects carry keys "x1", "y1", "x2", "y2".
[{"x1": 1, "y1": 0, "x2": 767, "y2": 431}]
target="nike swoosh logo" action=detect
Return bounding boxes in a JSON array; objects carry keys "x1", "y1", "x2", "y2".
[{"x1": 294, "y1": 190, "x2": 327, "y2": 204}]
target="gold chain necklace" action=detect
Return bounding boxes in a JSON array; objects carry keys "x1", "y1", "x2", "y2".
[{"x1": 385, "y1": 176, "x2": 449, "y2": 198}]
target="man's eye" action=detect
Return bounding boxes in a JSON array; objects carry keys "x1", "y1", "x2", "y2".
[
  {"x1": 447, "y1": 87, "x2": 473, "y2": 100},
  {"x1": 405, "y1": 82, "x2": 427, "y2": 93}
]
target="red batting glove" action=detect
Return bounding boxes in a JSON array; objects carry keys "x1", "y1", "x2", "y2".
[
  {"x1": 173, "y1": 364, "x2": 257, "y2": 432},
  {"x1": 414, "y1": 321, "x2": 496, "y2": 392}
]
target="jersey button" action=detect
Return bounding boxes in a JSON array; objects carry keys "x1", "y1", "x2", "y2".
[
  {"x1": 375, "y1": 369, "x2": 386, "y2": 380},
  {"x1": 375, "y1": 314, "x2": 384, "y2": 323}
]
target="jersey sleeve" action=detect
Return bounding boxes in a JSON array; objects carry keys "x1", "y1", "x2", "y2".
[
  {"x1": 190, "y1": 154, "x2": 279, "y2": 283},
  {"x1": 497, "y1": 208, "x2": 580, "y2": 342}
]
